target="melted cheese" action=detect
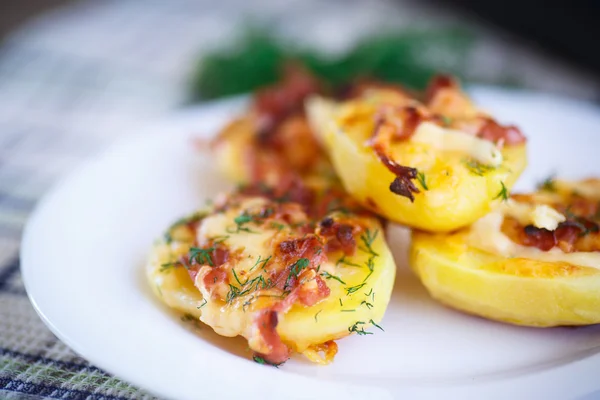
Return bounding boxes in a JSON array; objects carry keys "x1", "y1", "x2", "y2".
[
  {"x1": 198, "y1": 197, "x2": 276, "y2": 275},
  {"x1": 467, "y1": 211, "x2": 600, "y2": 269},
  {"x1": 411, "y1": 121, "x2": 503, "y2": 166},
  {"x1": 502, "y1": 200, "x2": 566, "y2": 231}
]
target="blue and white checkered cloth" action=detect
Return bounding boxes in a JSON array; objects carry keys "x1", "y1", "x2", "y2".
[{"x1": 0, "y1": 1, "x2": 598, "y2": 399}]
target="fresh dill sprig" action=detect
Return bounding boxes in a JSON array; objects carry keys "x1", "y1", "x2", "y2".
[
  {"x1": 359, "y1": 229, "x2": 379, "y2": 257},
  {"x1": 189, "y1": 246, "x2": 215, "y2": 266},
  {"x1": 345, "y1": 282, "x2": 367, "y2": 295},
  {"x1": 494, "y1": 181, "x2": 509, "y2": 201},
  {"x1": 320, "y1": 271, "x2": 346, "y2": 285},
  {"x1": 348, "y1": 321, "x2": 373, "y2": 335},
  {"x1": 336, "y1": 255, "x2": 362, "y2": 268},
  {"x1": 370, "y1": 319, "x2": 384, "y2": 331},
  {"x1": 283, "y1": 258, "x2": 310, "y2": 290},
  {"x1": 416, "y1": 171, "x2": 429, "y2": 191},
  {"x1": 249, "y1": 255, "x2": 272, "y2": 273},
  {"x1": 361, "y1": 300, "x2": 374, "y2": 309},
  {"x1": 314, "y1": 310, "x2": 322, "y2": 322},
  {"x1": 197, "y1": 299, "x2": 208, "y2": 309},
  {"x1": 159, "y1": 261, "x2": 183, "y2": 273}
]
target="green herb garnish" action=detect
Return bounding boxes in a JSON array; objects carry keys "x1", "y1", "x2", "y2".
[
  {"x1": 464, "y1": 159, "x2": 495, "y2": 176},
  {"x1": 320, "y1": 271, "x2": 346, "y2": 285},
  {"x1": 539, "y1": 175, "x2": 556, "y2": 192},
  {"x1": 189, "y1": 246, "x2": 215, "y2": 266},
  {"x1": 416, "y1": 171, "x2": 429, "y2": 191},
  {"x1": 494, "y1": 181, "x2": 509, "y2": 201},
  {"x1": 370, "y1": 319, "x2": 384, "y2": 331},
  {"x1": 348, "y1": 321, "x2": 373, "y2": 336}
]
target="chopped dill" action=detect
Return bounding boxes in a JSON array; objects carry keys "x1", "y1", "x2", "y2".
[
  {"x1": 359, "y1": 229, "x2": 379, "y2": 257},
  {"x1": 197, "y1": 298, "x2": 208, "y2": 309},
  {"x1": 314, "y1": 310, "x2": 322, "y2": 322},
  {"x1": 159, "y1": 261, "x2": 183, "y2": 272},
  {"x1": 361, "y1": 300, "x2": 374, "y2": 309},
  {"x1": 249, "y1": 255, "x2": 272, "y2": 272},
  {"x1": 370, "y1": 319, "x2": 384, "y2": 331},
  {"x1": 345, "y1": 282, "x2": 366, "y2": 295},
  {"x1": 348, "y1": 321, "x2": 373, "y2": 335},
  {"x1": 336, "y1": 255, "x2": 362, "y2": 268},
  {"x1": 189, "y1": 246, "x2": 215, "y2": 266},
  {"x1": 320, "y1": 271, "x2": 346, "y2": 285},
  {"x1": 416, "y1": 171, "x2": 429, "y2": 191},
  {"x1": 283, "y1": 258, "x2": 310, "y2": 290},
  {"x1": 494, "y1": 181, "x2": 509, "y2": 201}
]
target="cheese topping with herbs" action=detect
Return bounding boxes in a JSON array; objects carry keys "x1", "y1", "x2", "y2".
[{"x1": 411, "y1": 122, "x2": 503, "y2": 167}]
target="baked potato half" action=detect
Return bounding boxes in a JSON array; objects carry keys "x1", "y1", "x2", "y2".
[
  {"x1": 410, "y1": 178, "x2": 600, "y2": 327},
  {"x1": 147, "y1": 180, "x2": 395, "y2": 365},
  {"x1": 307, "y1": 76, "x2": 528, "y2": 232},
  {"x1": 212, "y1": 64, "x2": 335, "y2": 187}
]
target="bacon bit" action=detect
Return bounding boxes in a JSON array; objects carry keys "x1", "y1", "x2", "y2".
[
  {"x1": 373, "y1": 106, "x2": 426, "y2": 141},
  {"x1": 478, "y1": 119, "x2": 526, "y2": 145},
  {"x1": 253, "y1": 310, "x2": 290, "y2": 365},
  {"x1": 522, "y1": 225, "x2": 556, "y2": 251},
  {"x1": 201, "y1": 268, "x2": 228, "y2": 289},
  {"x1": 366, "y1": 197, "x2": 378, "y2": 209},
  {"x1": 555, "y1": 224, "x2": 582, "y2": 252},
  {"x1": 253, "y1": 63, "x2": 321, "y2": 136},
  {"x1": 425, "y1": 74, "x2": 457, "y2": 103},
  {"x1": 372, "y1": 145, "x2": 419, "y2": 202},
  {"x1": 318, "y1": 219, "x2": 357, "y2": 255},
  {"x1": 296, "y1": 275, "x2": 330, "y2": 307},
  {"x1": 273, "y1": 235, "x2": 326, "y2": 290}
]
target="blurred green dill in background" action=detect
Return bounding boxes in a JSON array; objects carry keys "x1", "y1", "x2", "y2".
[{"x1": 189, "y1": 27, "x2": 477, "y2": 101}]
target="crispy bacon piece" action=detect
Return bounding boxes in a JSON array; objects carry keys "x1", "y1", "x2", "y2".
[
  {"x1": 425, "y1": 74, "x2": 457, "y2": 103},
  {"x1": 254, "y1": 63, "x2": 321, "y2": 136},
  {"x1": 372, "y1": 145, "x2": 419, "y2": 202},
  {"x1": 522, "y1": 225, "x2": 557, "y2": 251},
  {"x1": 296, "y1": 275, "x2": 330, "y2": 306},
  {"x1": 478, "y1": 119, "x2": 526, "y2": 146},
  {"x1": 253, "y1": 310, "x2": 290, "y2": 365},
  {"x1": 318, "y1": 217, "x2": 357, "y2": 255},
  {"x1": 274, "y1": 236, "x2": 326, "y2": 290},
  {"x1": 503, "y1": 214, "x2": 600, "y2": 253}
]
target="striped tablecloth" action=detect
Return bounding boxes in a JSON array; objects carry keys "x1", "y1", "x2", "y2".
[{"x1": 1, "y1": 1, "x2": 599, "y2": 399}]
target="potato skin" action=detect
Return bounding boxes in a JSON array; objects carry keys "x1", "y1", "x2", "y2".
[
  {"x1": 317, "y1": 97, "x2": 528, "y2": 232},
  {"x1": 410, "y1": 230, "x2": 600, "y2": 327}
]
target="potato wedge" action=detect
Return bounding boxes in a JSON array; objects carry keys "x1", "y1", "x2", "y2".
[{"x1": 410, "y1": 179, "x2": 600, "y2": 327}]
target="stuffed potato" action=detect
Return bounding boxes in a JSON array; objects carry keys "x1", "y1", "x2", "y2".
[
  {"x1": 212, "y1": 64, "x2": 335, "y2": 187},
  {"x1": 147, "y1": 180, "x2": 395, "y2": 365},
  {"x1": 307, "y1": 76, "x2": 528, "y2": 232},
  {"x1": 410, "y1": 178, "x2": 600, "y2": 327}
]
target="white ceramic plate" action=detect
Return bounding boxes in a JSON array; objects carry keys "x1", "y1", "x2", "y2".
[{"x1": 21, "y1": 87, "x2": 600, "y2": 400}]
